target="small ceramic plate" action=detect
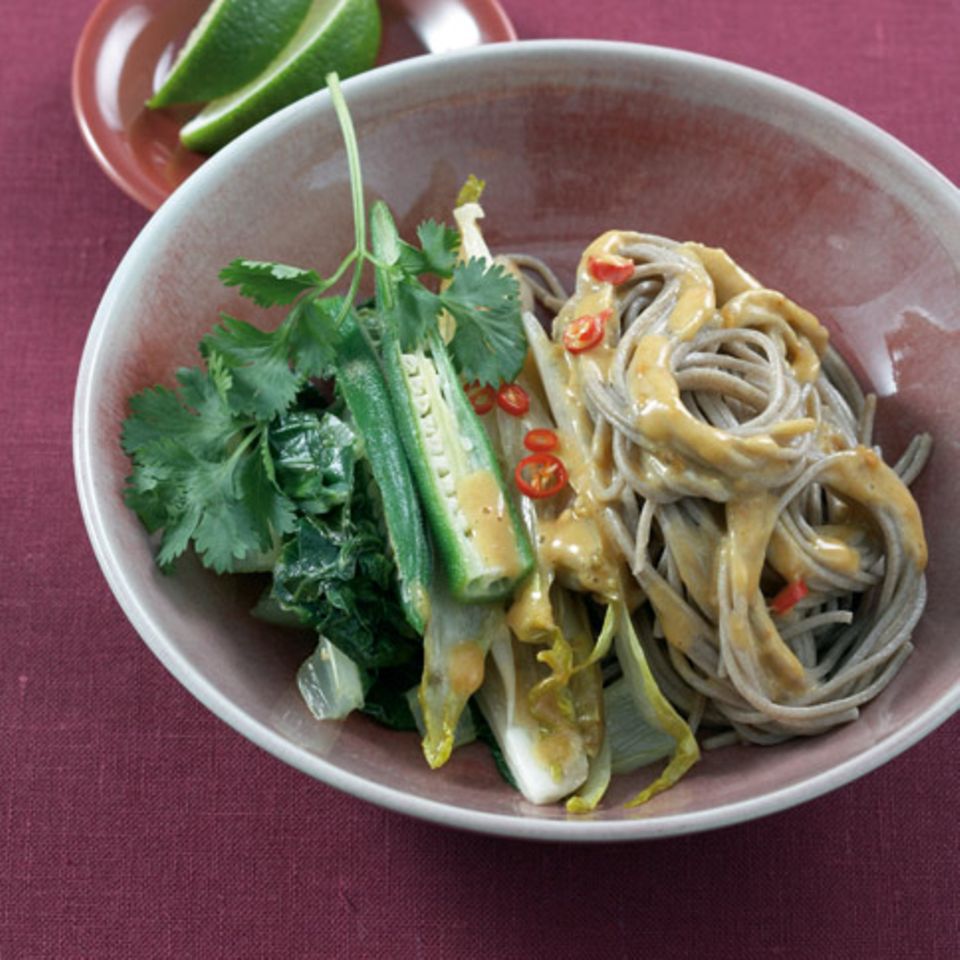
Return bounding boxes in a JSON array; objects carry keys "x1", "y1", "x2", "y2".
[{"x1": 71, "y1": 0, "x2": 516, "y2": 210}]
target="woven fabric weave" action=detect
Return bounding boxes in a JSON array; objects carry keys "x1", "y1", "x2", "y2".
[{"x1": 1, "y1": 1, "x2": 957, "y2": 956}]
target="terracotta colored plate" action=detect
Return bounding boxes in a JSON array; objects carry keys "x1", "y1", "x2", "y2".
[{"x1": 71, "y1": 0, "x2": 517, "y2": 210}]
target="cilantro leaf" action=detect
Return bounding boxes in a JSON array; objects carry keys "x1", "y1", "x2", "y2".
[
  {"x1": 183, "y1": 454, "x2": 261, "y2": 572},
  {"x1": 201, "y1": 314, "x2": 303, "y2": 421},
  {"x1": 128, "y1": 432, "x2": 265, "y2": 574},
  {"x1": 123, "y1": 434, "x2": 201, "y2": 543},
  {"x1": 285, "y1": 297, "x2": 342, "y2": 380},
  {"x1": 417, "y1": 220, "x2": 459, "y2": 264},
  {"x1": 370, "y1": 206, "x2": 524, "y2": 383},
  {"x1": 121, "y1": 385, "x2": 191, "y2": 454},
  {"x1": 219, "y1": 259, "x2": 322, "y2": 307},
  {"x1": 395, "y1": 244, "x2": 426, "y2": 278},
  {"x1": 123, "y1": 356, "x2": 304, "y2": 575},
  {"x1": 127, "y1": 425, "x2": 297, "y2": 575},
  {"x1": 394, "y1": 281, "x2": 442, "y2": 352},
  {"x1": 395, "y1": 221, "x2": 459, "y2": 279},
  {"x1": 417, "y1": 220, "x2": 459, "y2": 276},
  {"x1": 121, "y1": 369, "x2": 239, "y2": 458},
  {"x1": 156, "y1": 503, "x2": 203, "y2": 569},
  {"x1": 439, "y1": 258, "x2": 526, "y2": 386},
  {"x1": 237, "y1": 441, "x2": 299, "y2": 548}
]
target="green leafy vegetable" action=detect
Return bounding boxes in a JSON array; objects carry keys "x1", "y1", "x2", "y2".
[
  {"x1": 392, "y1": 279, "x2": 441, "y2": 351},
  {"x1": 269, "y1": 482, "x2": 419, "y2": 670},
  {"x1": 368, "y1": 198, "x2": 525, "y2": 385},
  {"x1": 120, "y1": 72, "x2": 541, "y2": 792},
  {"x1": 270, "y1": 409, "x2": 356, "y2": 514},
  {"x1": 284, "y1": 297, "x2": 345, "y2": 381},
  {"x1": 202, "y1": 314, "x2": 305, "y2": 420},
  {"x1": 122, "y1": 364, "x2": 302, "y2": 573},
  {"x1": 219, "y1": 259, "x2": 324, "y2": 307},
  {"x1": 122, "y1": 367, "x2": 234, "y2": 456},
  {"x1": 440, "y1": 257, "x2": 526, "y2": 386},
  {"x1": 394, "y1": 220, "x2": 459, "y2": 278},
  {"x1": 358, "y1": 656, "x2": 423, "y2": 730}
]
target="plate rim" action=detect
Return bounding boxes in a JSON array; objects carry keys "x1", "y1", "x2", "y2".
[{"x1": 70, "y1": 0, "x2": 518, "y2": 210}]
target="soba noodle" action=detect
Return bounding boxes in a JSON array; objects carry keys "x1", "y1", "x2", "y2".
[{"x1": 503, "y1": 234, "x2": 930, "y2": 744}]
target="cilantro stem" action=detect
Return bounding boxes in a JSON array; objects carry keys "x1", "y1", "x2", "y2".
[
  {"x1": 227, "y1": 422, "x2": 262, "y2": 467},
  {"x1": 326, "y1": 73, "x2": 366, "y2": 329},
  {"x1": 314, "y1": 248, "x2": 359, "y2": 294}
]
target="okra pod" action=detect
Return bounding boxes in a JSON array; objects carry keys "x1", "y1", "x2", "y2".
[
  {"x1": 334, "y1": 310, "x2": 431, "y2": 633},
  {"x1": 380, "y1": 327, "x2": 533, "y2": 602},
  {"x1": 369, "y1": 201, "x2": 534, "y2": 603}
]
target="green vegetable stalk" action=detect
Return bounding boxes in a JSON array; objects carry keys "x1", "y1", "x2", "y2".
[
  {"x1": 332, "y1": 310, "x2": 431, "y2": 631},
  {"x1": 370, "y1": 200, "x2": 534, "y2": 603}
]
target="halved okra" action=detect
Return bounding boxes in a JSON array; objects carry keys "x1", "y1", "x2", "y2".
[
  {"x1": 380, "y1": 326, "x2": 534, "y2": 602},
  {"x1": 368, "y1": 199, "x2": 533, "y2": 603}
]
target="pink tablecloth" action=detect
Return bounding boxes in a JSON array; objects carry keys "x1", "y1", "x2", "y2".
[{"x1": 2, "y1": 1, "x2": 958, "y2": 957}]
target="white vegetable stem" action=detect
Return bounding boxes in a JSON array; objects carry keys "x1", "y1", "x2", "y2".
[
  {"x1": 476, "y1": 628, "x2": 589, "y2": 805},
  {"x1": 297, "y1": 636, "x2": 365, "y2": 720}
]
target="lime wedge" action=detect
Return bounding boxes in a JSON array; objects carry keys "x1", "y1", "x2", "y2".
[
  {"x1": 180, "y1": 0, "x2": 381, "y2": 154},
  {"x1": 147, "y1": 0, "x2": 313, "y2": 108}
]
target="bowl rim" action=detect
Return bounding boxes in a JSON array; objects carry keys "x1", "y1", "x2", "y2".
[{"x1": 74, "y1": 38, "x2": 960, "y2": 841}]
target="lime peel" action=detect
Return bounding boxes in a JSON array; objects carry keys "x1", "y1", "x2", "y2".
[
  {"x1": 147, "y1": 0, "x2": 313, "y2": 108},
  {"x1": 179, "y1": 0, "x2": 381, "y2": 154}
]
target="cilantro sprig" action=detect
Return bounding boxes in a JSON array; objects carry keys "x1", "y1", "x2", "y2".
[
  {"x1": 122, "y1": 72, "x2": 525, "y2": 578},
  {"x1": 218, "y1": 212, "x2": 524, "y2": 388},
  {"x1": 215, "y1": 71, "x2": 523, "y2": 387},
  {"x1": 121, "y1": 367, "x2": 299, "y2": 573},
  {"x1": 369, "y1": 206, "x2": 525, "y2": 385}
]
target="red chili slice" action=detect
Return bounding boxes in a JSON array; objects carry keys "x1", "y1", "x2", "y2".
[
  {"x1": 515, "y1": 453, "x2": 568, "y2": 499},
  {"x1": 563, "y1": 309, "x2": 610, "y2": 354},
  {"x1": 523, "y1": 428, "x2": 559, "y2": 452},
  {"x1": 496, "y1": 382, "x2": 530, "y2": 416},
  {"x1": 770, "y1": 579, "x2": 809, "y2": 615},
  {"x1": 464, "y1": 381, "x2": 495, "y2": 415},
  {"x1": 588, "y1": 255, "x2": 634, "y2": 286}
]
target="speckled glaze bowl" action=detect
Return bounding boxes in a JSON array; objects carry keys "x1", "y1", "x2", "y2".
[{"x1": 74, "y1": 41, "x2": 960, "y2": 840}]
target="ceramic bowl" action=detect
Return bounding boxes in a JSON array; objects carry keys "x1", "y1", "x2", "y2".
[{"x1": 74, "y1": 41, "x2": 960, "y2": 840}]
